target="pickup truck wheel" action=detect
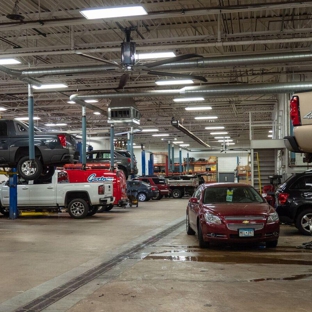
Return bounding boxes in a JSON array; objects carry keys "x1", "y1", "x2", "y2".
[
  {"x1": 103, "y1": 204, "x2": 114, "y2": 211},
  {"x1": 39, "y1": 166, "x2": 55, "y2": 181},
  {"x1": 172, "y1": 189, "x2": 182, "y2": 198},
  {"x1": 138, "y1": 192, "x2": 147, "y2": 202},
  {"x1": 68, "y1": 199, "x2": 89, "y2": 219},
  {"x1": 295, "y1": 209, "x2": 312, "y2": 235},
  {"x1": 17, "y1": 156, "x2": 43, "y2": 180},
  {"x1": 153, "y1": 194, "x2": 163, "y2": 200},
  {"x1": 0, "y1": 206, "x2": 9, "y2": 217},
  {"x1": 87, "y1": 206, "x2": 98, "y2": 216}
]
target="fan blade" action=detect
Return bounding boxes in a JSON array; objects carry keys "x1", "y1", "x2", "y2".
[
  {"x1": 145, "y1": 53, "x2": 203, "y2": 68},
  {"x1": 76, "y1": 52, "x2": 120, "y2": 67},
  {"x1": 117, "y1": 73, "x2": 129, "y2": 89},
  {"x1": 148, "y1": 70, "x2": 207, "y2": 82}
]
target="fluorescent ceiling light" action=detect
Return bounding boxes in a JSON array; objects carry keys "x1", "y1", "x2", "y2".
[
  {"x1": 205, "y1": 126, "x2": 224, "y2": 130},
  {"x1": 185, "y1": 106, "x2": 212, "y2": 111},
  {"x1": 179, "y1": 144, "x2": 190, "y2": 147},
  {"x1": 45, "y1": 123, "x2": 67, "y2": 126},
  {"x1": 225, "y1": 143, "x2": 235, "y2": 145},
  {"x1": 152, "y1": 133, "x2": 169, "y2": 137},
  {"x1": 137, "y1": 52, "x2": 175, "y2": 60},
  {"x1": 173, "y1": 141, "x2": 184, "y2": 144},
  {"x1": 15, "y1": 117, "x2": 40, "y2": 121},
  {"x1": 0, "y1": 58, "x2": 21, "y2": 65},
  {"x1": 0, "y1": 107, "x2": 7, "y2": 111},
  {"x1": 80, "y1": 5, "x2": 147, "y2": 19},
  {"x1": 85, "y1": 99, "x2": 98, "y2": 103},
  {"x1": 214, "y1": 136, "x2": 230, "y2": 139},
  {"x1": 194, "y1": 116, "x2": 218, "y2": 120},
  {"x1": 133, "y1": 145, "x2": 144, "y2": 149},
  {"x1": 268, "y1": 134, "x2": 273, "y2": 138},
  {"x1": 33, "y1": 83, "x2": 68, "y2": 90},
  {"x1": 173, "y1": 97, "x2": 205, "y2": 102},
  {"x1": 218, "y1": 139, "x2": 233, "y2": 142},
  {"x1": 210, "y1": 132, "x2": 228, "y2": 135},
  {"x1": 93, "y1": 112, "x2": 101, "y2": 115},
  {"x1": 149, "y1": 89, "x2": 180, "y2": 94},
  {"x1": 141, "y1": 129, "x2": 159, "y2": 132},
  {"x1": 67, "y1": 101, "x2": 75, "y2": 104},
  {"x1": 155, "y1": 79, "x2": 193, "y2": 86},
  {"x1": 269, "y1": 130, "x2": 273, "y2": 133}
]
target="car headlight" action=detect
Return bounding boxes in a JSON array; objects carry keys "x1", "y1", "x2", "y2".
[
  {"x1": 267, "y1": 212, "x2": 279, "y2": 223},
  {"x1": 204, "y1": 212, "x2": 222, "y2": 224}
]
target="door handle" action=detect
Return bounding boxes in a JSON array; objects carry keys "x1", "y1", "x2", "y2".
[{"x1": 47, "y1": 187, "x2": 54, "y2": 189}]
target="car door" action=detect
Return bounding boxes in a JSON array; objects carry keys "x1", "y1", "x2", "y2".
[
  {"x1": 28, "y1": 177, "x2": 56, "y2": 206},
  {"x1": 188, "y1": 187, "x2": 202, "y2": 230},
  {"x1": 0, "y1": 178, "x2": 30, "y2": 206},
  {"x1": 0, "y1": 121, "x2": 10, "y2": 164}
]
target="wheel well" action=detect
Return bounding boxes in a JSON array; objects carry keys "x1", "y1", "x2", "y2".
[
  {"x1": 15, "y1": 147, "x2": 42, "y2": 163},
  {"x1": 65, "y1": 192, "x2": 90, "y2": 206},
  {"x1": 295, "y1": 205, "x2": 312, "y2": 220}
]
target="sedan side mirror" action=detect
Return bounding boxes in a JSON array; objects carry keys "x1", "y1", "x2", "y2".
[{"x1": 190, "y1": 197, "x2": 198, "y2": 204}]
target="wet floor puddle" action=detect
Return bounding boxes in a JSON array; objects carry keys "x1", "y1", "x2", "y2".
[{"x1": 143, "y1": 245, "x2": 312, "y2": 265}]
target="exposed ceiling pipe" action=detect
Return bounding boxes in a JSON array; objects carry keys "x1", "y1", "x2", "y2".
[
  {"x1": 8, "y1": 51, "x2": 312, "y2": 77},
  {"x1": 70, "y1": 82, "x2": 312, "y2": 100}
]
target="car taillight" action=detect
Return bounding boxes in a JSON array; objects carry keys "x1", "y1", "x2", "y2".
[
  {"x1": 57, "y1": 134, "x2": 67, "y2": 147},
  {"x1": 290, "y1": 96, "x2": 301, "y2": 126},
  {"x1": 127, "y1": 158, "x2": 131, "y2": 163},
  {"x1": 98, "y1": 185, "x2": 105, "y2": 195},
  {"x1": 278, "y1": 192, "x2": 289, "y2": 205},
  {"x1": 151, "y1": 186, "x2": 157, "y2": 191}
]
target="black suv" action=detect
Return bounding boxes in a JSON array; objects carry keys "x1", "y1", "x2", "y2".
[
  {"x1": 126, "y1": 180, "x2": 159, "y2": 202},
  {"x1": 275, "y1": 171, "x2": 312, "y2": 235},
  {"x1": 86, "y1": 149, "x2": 138, "y2": 178}
]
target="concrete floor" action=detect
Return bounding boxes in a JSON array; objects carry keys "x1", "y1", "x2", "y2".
[{"x1": 0, "y1": 198, "x2": 311, "y2": 312}]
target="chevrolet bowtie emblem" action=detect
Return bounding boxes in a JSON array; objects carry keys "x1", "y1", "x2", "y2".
[{"x1": 242, "y1": 220, "x2": 250, "y2": 224}]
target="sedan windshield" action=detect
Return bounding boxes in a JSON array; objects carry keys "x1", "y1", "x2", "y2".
[{"x1": 203, "y1": 186, "x2": 264, "y2": 204}]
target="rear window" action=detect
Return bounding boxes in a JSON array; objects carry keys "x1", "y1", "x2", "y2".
[
  {"x1": 290, "y1": 175, "x2": 312, "y2": 190},
  {"x1": 116, "y1": 150, "x2": 131, "y2": 158},
  {"x1": 152, "y1": 178, "x2": 166, "y2": 184}
]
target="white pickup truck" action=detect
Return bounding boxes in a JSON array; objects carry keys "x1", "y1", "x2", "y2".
[
  {"x1": 284, "y1": 91, "x2": 312, "y2": 162},
  {"x1": 0, "y1": 170, "x2": 114, "y2": 218}
]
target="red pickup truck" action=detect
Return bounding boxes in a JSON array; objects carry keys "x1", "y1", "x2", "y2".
[{"x1": 63, "y1": 163, "x2": 128, "y2": 211}]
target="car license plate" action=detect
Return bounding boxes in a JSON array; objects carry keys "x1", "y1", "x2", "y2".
[{"x1": 238, "y1": 228, "x2": 254, "y2": 237}]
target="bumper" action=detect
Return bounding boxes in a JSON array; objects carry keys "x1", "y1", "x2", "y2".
[
  {"x1": 100, "y1": 196, "x2": 114, "y2": 205},
  {"x1": 201, "y1": 222, "x2": 279, "y2": 244},
  {"x1": 283, "y1": 136, "x2": 301, "y2": 153},
  {"x1": 117, "y1": 198, "x2": 129, "y2": 207}
]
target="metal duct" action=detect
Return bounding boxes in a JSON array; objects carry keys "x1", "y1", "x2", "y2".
[
  {"x1": 70, "y1": 82, "x2": 312, "y2": 100},
  {"x1": 171, "y1": 119, "x2": 210, "y2": 148},
  {"x1": 156, "y1": 51, "x2": 312, "y2": 70}
]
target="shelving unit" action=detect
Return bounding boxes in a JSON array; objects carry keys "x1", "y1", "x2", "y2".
[{"x1": 153, "y1": 156, "x2": 218, "y2": 183}]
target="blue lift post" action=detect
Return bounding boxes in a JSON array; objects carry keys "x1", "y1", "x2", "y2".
[
  {"x1": 167, "y1": 141, "x2": 171, "y2": 173},
  {"x1": 171, "y1": 144, "x2": 175, "y2": 173},
  {"x1": 179, "y1": 148, "x2": 182, "y2": 173},
  {"x1": 141, "y1": 149, "x2": 146, "y2": 176},
  {"x1": 148, "y1": 153, "x2": 154, "y2": 175},
  {"x1": 9, "y1": 169, "x2": 18, "y2": 219}
]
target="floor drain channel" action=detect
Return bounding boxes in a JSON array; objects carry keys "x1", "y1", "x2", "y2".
[{"x1": 15, "y1": 220, "x2": 185, "y2": 312}]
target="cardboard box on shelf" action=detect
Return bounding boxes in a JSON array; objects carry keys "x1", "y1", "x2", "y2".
[
  {"x1": 208, "y1": 156, "x2": 217, "y2": 163},
  {"x1": 237, "y1": 165, "x2": 251, "y2": 175}
]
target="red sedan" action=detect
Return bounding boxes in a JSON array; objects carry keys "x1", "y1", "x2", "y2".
[{"x1": 186, "y1": 183, "x2": 280, "y2": 248}]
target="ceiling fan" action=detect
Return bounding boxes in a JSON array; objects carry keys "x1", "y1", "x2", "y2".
[{"x1": 77, "y1": 27, "x2": 207, "y2": 89}]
